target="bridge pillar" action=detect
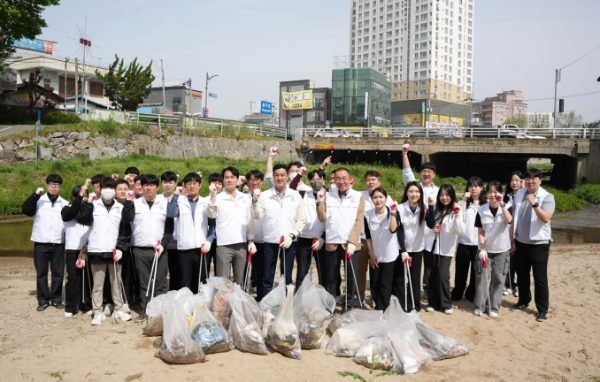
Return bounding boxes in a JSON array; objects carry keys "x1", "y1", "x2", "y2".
[{"x1": 551, "y1": 156, "x2": 578, "y2": 189}]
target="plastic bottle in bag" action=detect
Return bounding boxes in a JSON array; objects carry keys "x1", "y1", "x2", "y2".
[
  {"x1": 227, "y1": 284, "x2": 268, "y2": 355},
  {"x1": 156, "y1": 297, "x2": 206, "y2": 364},
  {"x1": 266, "y1": 285, "x2": 301, "y2": 359},
  {"x1": 190, "y1": 303, "x2": 234, "y2": 354}
]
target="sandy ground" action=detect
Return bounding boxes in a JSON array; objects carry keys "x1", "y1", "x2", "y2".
[{"x1": 1, "y1": 244, "x2": 600, "y2": 382}]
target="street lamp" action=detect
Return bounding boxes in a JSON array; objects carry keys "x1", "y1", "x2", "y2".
[{"x1": 204, "y1": 72, "x2": 219, "y2": 117}]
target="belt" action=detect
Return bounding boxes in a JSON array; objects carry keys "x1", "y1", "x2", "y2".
[{"x1": 35, "y1": 242, "x2": 63, "y2": 247}]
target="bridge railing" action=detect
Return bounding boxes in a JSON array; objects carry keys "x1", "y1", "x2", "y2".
[{"x1": 299, "y1": 127, "x2": 597, "y2": 139}]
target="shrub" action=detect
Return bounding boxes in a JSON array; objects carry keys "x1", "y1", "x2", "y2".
[
  {"x1": 42, "y1": 110, "x2": 81, "y2": 125},
  {"x1": 546, "y1": 187, "x2": 586, "y2": 212},
  {"x1": 0, "y1": 105, "x2": 35, "y2": 124},
  {"x1": 96, "y1": 118, "x2": 119, "y2": 135},
  {"x1": 572, "y1": 183, "x2": 600, "y2": 204}
]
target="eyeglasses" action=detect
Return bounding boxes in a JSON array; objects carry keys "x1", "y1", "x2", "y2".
[{"x1": 47, "y1": 183, "x2": 61, "y2": 188}]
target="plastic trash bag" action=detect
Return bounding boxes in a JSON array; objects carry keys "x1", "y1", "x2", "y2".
[
  {"x1": 326, "y1": 320, "x2": 388, "y2": 357},
  {"x1": 259, "y1": 282, "x2": 286, "y2": 337},
  {"x1": 207, "y1": 277, "x2": 233, "y2": 329},
  {"x1": 156, "y1": 297, "x2": 206, "y2": 364},
  {"x1": 293, "y1": 276, "x2": 336, "y2": 349},
  {"x1": 227, "y1": 284, "x2": 268, "y2": 355},
  {"x1": 266, "y1": 285, "x2": 301, "y2": 359},
  {"x1": 146, "y1": 287, "x2": 199, "y2": 317},
  {"x1": 385, "y1": 296, "x2": 432, "y2": 375},
  {"x1": 414, "y1": 315, "x2": 469, "y2": 361},
  {"x1": 142, "y1": 317, "x2": 163, "y2": 337},
  {"x1": 329, "y1": 309, "x2": 383, "y2": 334},
  {"x1": 190, "y1": 303, "x2": 233, "y2": 354},
  {"x1": 353, "y1": 336, "x2": 396, "y2": 370}
]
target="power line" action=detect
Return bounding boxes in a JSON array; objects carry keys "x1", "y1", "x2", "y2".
[
  {"x1": 560, "y1": 42, "x2": 600, "y2": 70},
  {"x1": 523, "y1": 90, "x2": 600, "y2": 102}
]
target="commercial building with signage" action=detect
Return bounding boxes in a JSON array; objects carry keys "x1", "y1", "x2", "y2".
[
  {"x1": 143, "y1": 84, "x2": 203, "y2": 115},
  {"x1": 331, "y1": 67, "x2": 391, "y2": 129},
  {"x1": 392, "y1": 98, "x2": 470, "y2": 127},
  {"x1": 279, "y1": 80, "x2": 330, "y2": 138}
]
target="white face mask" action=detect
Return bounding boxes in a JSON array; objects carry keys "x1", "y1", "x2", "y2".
[{"x1": 101, "y1": 189, "x2": 115, "y2": 200}]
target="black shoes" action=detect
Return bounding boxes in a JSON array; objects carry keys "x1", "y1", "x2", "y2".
[
  {"x1": 510, "y1": 303, "x2": 529, "y2": 311},
  {"x1": 536, "y1": 312, "x2": 548, "y2": 322},
  {"x1": 37, "y1": 303, "x2": 49, "y2": 311},
  {"x1": 53, "y1": 302, "x2": 65, "y2": 309}
]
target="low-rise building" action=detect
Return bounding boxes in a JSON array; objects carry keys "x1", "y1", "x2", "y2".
[
  {"x1": 472, "y1": 90, "x2": 528, "y2": 126},
  {"x1": 279, "y1": 80, "x2": 330, "y2": 137},
  {"x1": 143, "y1": 83, "x2": 203, "y2": 115}
]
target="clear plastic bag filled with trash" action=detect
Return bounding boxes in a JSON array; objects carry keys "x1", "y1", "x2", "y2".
[
  {"x1": 293, "y1": 276, "x2": 336, "y2": 349},
  {"x1": 329, "y1": 309, "x2": 383, "y2": 334},
  {"x1": 190, "y1": 302, "x2": 233, "y2": 354},
  {"x1": 353, "y1": 336, "x2": 396, "y2": 370},
  {"x1": 227, "y1": 284, "x2": 268, "y2": 355},
  {"x1": 266, "y1": 285, "x2": 301, "y2": 359},
  {"x1": 259, "y1": 281, "x2": 286, "y2": 337}
]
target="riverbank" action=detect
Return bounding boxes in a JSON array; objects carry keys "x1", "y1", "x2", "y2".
[{"x1": 1, "y1": 243, "x2": 599, "y2": 381}]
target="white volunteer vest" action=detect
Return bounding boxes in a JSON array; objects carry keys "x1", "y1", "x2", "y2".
[
  {"x1": 30, "y1": 194, "x2": 67, "y2": 244},
  {"x1": 432, "y1": 211, "x2": 463, "y2": 257},
  {"x1": 214, "y1": 191, "x2": 252, "y2": 246},
  {"x1": 360, "y1": 191, "x2": 393, "y2": 240},
  {"x1": 261, "y1": 188, "x2": 303, "y2": 244},
  {"x1": 478, "y1": 204, "x2": 511, "y2": 253},
  {"x1": 87, "y1": 199, "x2": 123, "y2": 253},
  {"x1": 131, "y1": 197, "x2": 168, "y2": 247},
  {"x1": 513, "y1": 187, "x2": 552, "y2": 242},
  {"x1": 365, "y1": 209, "x2": 399, "y2": 263},
  {"x1": 175, "y1": 195, "x2": 209, "y2": 250},
  {"x1": 64, "y1": 218, "x2": 91, "y2": 251},
  {"x1": 300, "y1": 190, "x2": 325, "y2": 239},
  {"x1": 325, "y1": 188, "x2": 362, "y2": 244},
  {"x1": 457, "y1": 200, "x2": 479, "y2": 246},
  {"x1": 398, "y1": 201, "x2": 426, "y2": 253}
]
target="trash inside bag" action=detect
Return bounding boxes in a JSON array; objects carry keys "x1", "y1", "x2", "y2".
[
  {"x1": 259, "y1": 282, "x2": 286, "y2": 337},
  {"x1": 266, "y1": 285, "x2": 301, "y2": 359},
  {"x1": 190, "y1": 303, "x2": 233, "y2": 354},
  {"x1": 227, "y1": 284, "x2": 268, "y2": 355},
  {"x1": 329, "y1": 309, "x2": 383, "y2": 334},
  {"x1": 326, "y1": 320, "x2": 388, "y2": 357},
  {"x1": 142, "y1": 316, "x2": 163, "y2": 337},
  {"x1": 385, "y1": 297, "x2": 432, "y2": 375},
  {"x1": 156, "y1": 297, "x2": 206, "y2": 364},
  {"x1": 207, "y1": 277, "x2": 232, "y2": 330},
  {"x1": 146, "y1": 287, "x2": 201, "y2": 317},
  {"x1": 293, "y1": 276, "x2": 335, "y2": 349},
  {"x1": 414, "y1": 316, "x2": 469, "y2": 361},
  {"x1": 353, "y1": 336, "x2": 396, "y2": 370}
]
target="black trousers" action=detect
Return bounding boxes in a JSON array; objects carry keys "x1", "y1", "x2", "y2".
[
  {"x1": 121, "y1": 248, "x2": 138, "y2": 303},
  {"x1": 515, "y1": 240, "x2": 550, "y2": 313},
  {"x1": 398, "y1": 251, "x2": 423, "y2": 312},
  {"x1": 259, "y1": 242, "x2": 296, "y2": 300},
  {"x1": 427, "y1": 255, "x2": 453, "y2": 311},
  {"x1": 505, "y1": 254, "x2": 517, "y2": 290},
  {"x1": 423, "y1": 250, "x2": 433, "y2": 292},
  {"x1": 168, "y1": 248, "x2": 181, "y2": 291},
  {"x1": 324, "y1": 245, "x2": 361, "y2": 311},
  {"x1": 370, "y1": 256, "x2": 403, "y2": 311},
  {"x1": 295, "y1": 237, "x2": 325, "y2": 289},
  {"x1": 33, "y1": 242, "x2": 65, "y2": 306},
  {"x1": 65, "y1": 249, "x2": 89, "y2": 314},
  {"x1": 451, "y1": 243, "x2": 478, "y2": 302},
  {"x1": 178, "y1": 248, "x2": 208, "y2": 294},
  {"x1": 208, "y1": 239, "x2": 218, "y2": 276},
  {"x1": 133, "y1": 247, "x2": 169, "y2": 306}
]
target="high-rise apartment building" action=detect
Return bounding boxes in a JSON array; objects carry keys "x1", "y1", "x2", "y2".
[{"x1": 349, "y1": 0, "x2": 474, "y2": 104}]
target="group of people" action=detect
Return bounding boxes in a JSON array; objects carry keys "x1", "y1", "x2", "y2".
[{"x1": 23, "y1": 144, "x2": 555, "y2": 325}]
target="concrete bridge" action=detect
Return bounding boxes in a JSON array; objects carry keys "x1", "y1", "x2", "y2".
[{"x1": 299, "y1": 137, "x2": 600, "y2": 189}]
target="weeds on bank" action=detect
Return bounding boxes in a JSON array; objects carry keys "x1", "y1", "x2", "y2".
[{"x1": 338, "y1": 353, "x2": 395, "y2": 381}]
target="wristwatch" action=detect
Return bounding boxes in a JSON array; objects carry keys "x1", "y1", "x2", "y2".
[
  {"x1": 499, "y1": 201, "x2": 505, "y2": 208},
  {"x1": 290, "y1": 233, "x2": 297, "y2": 240},
  {"x1": 532, "y1": 202, "x2": 539, "y2": 208}
]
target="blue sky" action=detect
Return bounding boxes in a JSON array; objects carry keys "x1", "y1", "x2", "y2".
[{"x1": 39, "y1": 0, "x2": 600, "y2": 122}]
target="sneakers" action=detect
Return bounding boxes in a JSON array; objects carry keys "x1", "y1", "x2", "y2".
[
  {"x1": 444, "y1": 309, "x2": 453, "y2": 315},
  {"x1": 103, "y1": 304, "x2": 113, "y2": 315},
  {"x1": 53, "y1": 302, "x2": 65, "y2": 309},
  {"x1": 514, "y1": 289, "x2": 519, "y2": 297},
  {"x1": 503, "y1": 289, "x2": 512, "y2": 296},
  {"x1": 489, "y1": 311, "x2": 498, "y2": 318},
  {"x1": 64, "y1": 312, "x2": 74, "y2": 318},
  {"x1": 473, "y1": 309, "x2": 482, "y2": 316},
  {"x1": 91, "y1": 313, "x2": 106, "y2": 326},
  {"x1": 425, "y1": 307, "x2": 435, "y2": 312},
  {"x1": 113, "y1": 310, "x2": 132, "y2": 322},
  {"x1": 37, "y1": 303, "x2": 49, "y2": 312},
  {"x1": 85, "y1": 310, "x2": 93, "y2": 316},
  {"x1": 121, "y1": 304, "x2": 131, "y2": 314},
  {"x1": 510, "y1": 303, "x2": 529, "y2": 311},
  {"x1": 536, "y1": 312, "x2": 548, "y2": 322},
  {"x1": 134, "y1": 312, "x2": 148, "y2": 323}
]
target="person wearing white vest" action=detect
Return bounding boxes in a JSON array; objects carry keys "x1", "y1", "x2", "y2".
[
  {"x1": 452, "y1": 176, "x2": 486, "y2": 302},
  {"x1": 114, "y1": 179, "x2": 136, "y2": 314},
  {"x1": 245, "y1": 169, "x2": 266, "y2": 294},
  {"x1": 401, "y1": 144, "x2": 439, "y2": 295},
  {"x1": 288, "y1": 168, "x2": 327, "y2": 289},
  {"x1": 159, "y1": 171, "x2": 181, "y2": 291},
  {"x1": 317, "y1": 167, "x2": 366, "y2": 311},
  {"x1": 395, "y1": 181, "x2": 436, "y2": 312},
  {"x1": 122, "y1": 174, "x2": 174, "y2": 321},
  {"x1": 473, "y1": 181, "x2": 513, "y2": 318},
  {"x1": 511, "y1": 169, "x2": 555, "y2": 322},
  {"x1": 503, "y1": 171, "x2": 524, "y2": 297},
  {"x1": 364, "y1": 188, "x2": 401, "y2": 311},
  {"x1": 207, "y1": 166, "x2": 256, "y2": 286},
  {"x1": 425, "y1": 185, "x2": 465, "y2": 315},
  {"x1": 22, "y1": 174, "x2": 68, "y2": 312},
  {"x1": 77, "y1": 177, "x2": 131, "y2": 325},
  {"x1": 357, "y1": 170, "x2": 394, "y2": 306},
  {"x1": 252, "y1": 163, "x2": 307, "y2": 300},
  {"x1": 61, "y1": 181, "x2": 93, "y2": 318},
  {"x1": 167, "y1": 172, "x2": 215, "y2": 295}
]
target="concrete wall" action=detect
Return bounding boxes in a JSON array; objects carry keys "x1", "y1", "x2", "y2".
[{"x1": 587, "y1": 140, "x2": 600, "y2": 182}]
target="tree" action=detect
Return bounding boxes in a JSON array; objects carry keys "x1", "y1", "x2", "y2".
[
  {"x1": 555, "y1": 110, "x2": 583, "y2": 129},
  {"x1": 95, "y1": 55, "x2": 155, "y2": 111},
  {"x1": 503, "y1": 115, "x2": 528, "y2": 128},
  {"x1": 0, "y1": 0, "x2": 60, "y2": 69},
  {"x1": 23, "y1": 68, "x2": 55, "y2": 116}
]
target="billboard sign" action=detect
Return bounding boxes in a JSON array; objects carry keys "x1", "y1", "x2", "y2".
[
  {"x1": 12, "y1": 38, "x2": 53, "y2": 54},
  {"x1": 0, "y1": 68, "x2": 18, "y2": 91},
  {"x1": 260, "y1": 100, "x2": 273, "y2": 115},
  {"x1": 282, "y1": 90, "x2": 313, "y2": 110}
]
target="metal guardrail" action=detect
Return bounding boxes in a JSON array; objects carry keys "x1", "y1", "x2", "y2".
[
  {"x1": 128, "y1": 112, "x2": 287, "y2": 139},
  {"x1": 300, "y1": 127, "x2": 598, "y2": 139}
]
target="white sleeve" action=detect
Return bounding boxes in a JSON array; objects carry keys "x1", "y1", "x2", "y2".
[{"x1": 402, "y1": 167, "x2": 416, "y2": 186}]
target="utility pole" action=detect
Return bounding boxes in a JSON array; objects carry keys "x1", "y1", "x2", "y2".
[
  {"x1": 64, "y1": 57, "x2": 69, "y2": 113},
  {"x1": 74, "y1": 58, "x2": 79, "y2": 114},
  {"x1": 205, "y1": 72, "x2": 219, "y2": 117},
  {"x1": 160, "y1": 59, "x2": 166, "y2": 108},
  {"x1": 553, "y1": 69, "x2": 561, "y2": 128},
  {"x1": 188, "y1": 77, "x2": 193, "y2": 117},
  {"x1": 82, "y1": 44, "x2": 87, "y2": 114}
]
